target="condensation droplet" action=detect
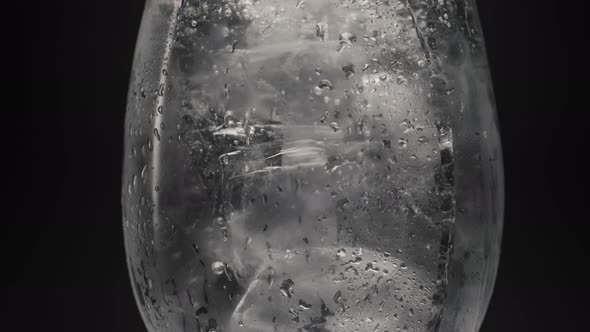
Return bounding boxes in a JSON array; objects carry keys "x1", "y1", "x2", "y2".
[
  {"x1": 318, "y1": 79, "x2": 334, "y2": 90},
  {"x1": 342, "y1": 64, "x2": 355, "y2": 78},
  {"x1": 337, "y1": 32, "x2": 356, "y2": 52},
  {"x1": 140, "y1": 165, "x2": 147, "y2": 180},
  {"x1": 329, "y1": 122, "x2": 340, "y2": 132},
  {"x1": 298, "y1": 300, "x2": 312, "y2": 310},
  {"x1": 316, "y1": 22, "x2": 328, "y2": 41},
  {"x1": 398, "y1": 138, "x2": 408, "y2": 149},
  {"x1": 211, "y1": 261, "x2": 225, "y2": 275},
  {"x1": 279, "y1": 279, "x2": 295, "y2": 298}
]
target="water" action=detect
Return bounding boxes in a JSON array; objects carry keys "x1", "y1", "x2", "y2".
[
  {"x1": 136, "y1": 117, "x2": 454, "y2": 331},
  {"x1": 165, "y1": 111, "x2": 455, "y2": 330},
  {"x1": 124, "y1": 1, "x2": 503, "y2": 331}
]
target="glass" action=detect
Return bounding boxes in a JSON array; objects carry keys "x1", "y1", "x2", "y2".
[{"x1": 122, "y1": 1, "x2": 503, "y2": 331}]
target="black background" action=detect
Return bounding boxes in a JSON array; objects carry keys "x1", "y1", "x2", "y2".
[{"x1": 13, "y1": 0, "x2": 577, "y2": 331}]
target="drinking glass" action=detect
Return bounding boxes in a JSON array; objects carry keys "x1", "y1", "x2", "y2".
[{"x1": 122, "y1": 1, "x2": 503, "y2": 331}]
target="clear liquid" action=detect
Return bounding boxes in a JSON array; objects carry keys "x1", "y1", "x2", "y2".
[
  {"x1": 135, "y1": 119, "x2": 454, "y2": 331},
  {"x1": 126, "y1": 1, "x2": 462, "y2": 331}
]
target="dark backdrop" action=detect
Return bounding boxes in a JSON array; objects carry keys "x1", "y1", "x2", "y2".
[{"x1": 16, "y1": 0, "x2": 577, "y2": 331}]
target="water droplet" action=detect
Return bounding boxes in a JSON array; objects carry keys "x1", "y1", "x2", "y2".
[
  {"x1": 319, "y1": 111, "x2": 329, "y2": 123},
  {"x1": 318, "y1": 79, "x2": 334, "y2": 90},
  {"x1": 396, "y1": 75, "x2": 407, "y2": 85},
  {"x1": 153, "y1": 128, "x2": 161, "y2": 141},
  {"x1": 131, "y1": 174, "x2": 138, "y2": 189},
  {"x1": 288, "y1": 308, "x2": 300, "y2": 322},
  {"x1": 339, "y1": 32, "x2": 356, "y2": 43},
  {"x1": 224, "y1": 110, "x2": 237, "y2": 128},
  {"x1": 336, "y1": 198, "x2": 349, "y2": 211},
  {"x1": 223, "y1": 83, "x2": 230, "y2": 99},
  {"x1": 298, "y1": 300, "x2": 312, "y2": 310},
  {"x1": 313, "y1": 86, "x2": 324, "y2": 96},
  {"x1": 329, "y1": 122, "x2": 340, "y2": 132},
  {"x1": 398, "y1": 138, "x2": 408, "y2": 149},
  {"x1": 336, "y1": 248, "x2": 347, "y2": 257},
  {"x1": 147, "y1": 277, "x2": 153, "y2": 289},
  {"x1": 266, "y1": 267, "x2": 275, "y2": 288},
  {"x1": 279, "y1": 279, "x2": 295, "y2": 298},
  {"x1": 333, "y1": 290, "x2": 343, "y2": 303},
  {"x1": 140, "y1": 165, "x2": 147, "y2": 180},
  {"x1": 316, "y1": 22, "x2": 328, "y2": 41},
  {"x1": 342, "y1": 63, "x2": 355, "y2": 78},
  {"x1": 337, "y1": 32, "x2": 356, "y2": 52},
  {"x1": 400, "y1": 119, "x2": 414, "y2": 133},
  {"x1": 207, "y1": 318, "x2": 219, "y2": 332},
  {"x1": 211, "y1": 261, "x2": 225, "y2": 275},
  {"x1": 379, "y1": 74, "x2": 387, "y2": 81},
  {"x1": 195, "y1": 307, "x2": 208, "y2": 316},
  {"x1": 220, "y1": 26, "x2": 230, "y2": 38}
]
